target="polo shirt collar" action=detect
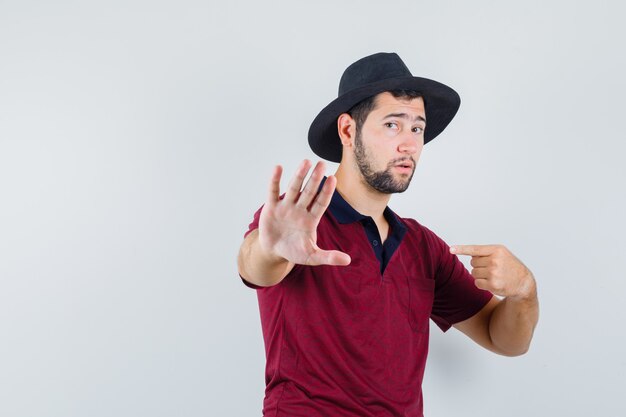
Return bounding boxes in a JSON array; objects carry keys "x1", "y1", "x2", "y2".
[{"x1": 318, "y1": 176, "x2": 407, "y2": 233}]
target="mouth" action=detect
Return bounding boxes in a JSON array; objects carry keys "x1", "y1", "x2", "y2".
[
  {"x1": 394, "y1": 161, "x2": 414, "y2": 170},
  {"x1": 394, "y1": 165, "x2": 413, "y2": 174},
  {"x1": 392, "y1": 158, "x2": 414, "y2": 176}
]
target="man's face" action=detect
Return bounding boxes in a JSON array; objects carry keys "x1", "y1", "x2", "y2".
[{"x1": 352, "y1": 93, "x2": 426, "y2": 194}]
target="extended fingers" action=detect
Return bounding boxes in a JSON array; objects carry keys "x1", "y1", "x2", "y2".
[
  {"x1": 268, "y1": 160, "x2": 333, "y2": 219},
  {"x1": 285, "y1": 160, "x2": 312, "y2": 202},
  {"x1": 266, "y1": 164, "x2": 283, "y2": 206},
  {"x1": 309, "y1": 175, "x2": 336, "y2": 219},
  {"x1": 296, "y1": 161, "x2": 327, "y2": 209}
]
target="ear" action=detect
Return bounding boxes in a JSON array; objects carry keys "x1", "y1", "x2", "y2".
[{"x1": 337, "y1": 113, "x2": 356, "y2": 148}]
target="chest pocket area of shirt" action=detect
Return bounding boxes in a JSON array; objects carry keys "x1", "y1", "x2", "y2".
[{"x1": 407, "y1": 277, "x2": 435, "y2": 333}]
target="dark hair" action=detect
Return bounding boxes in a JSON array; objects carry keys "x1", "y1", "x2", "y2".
[{"x1": 347, "y1": 89, "x2": 423, "y2": 133}]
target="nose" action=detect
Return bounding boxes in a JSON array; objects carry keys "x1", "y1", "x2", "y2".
[{"x1": 397, "y1": 131, "x2": 423, "y2": 155}]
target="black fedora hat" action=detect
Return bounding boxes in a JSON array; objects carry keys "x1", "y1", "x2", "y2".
[{"x1": 308, "y1": 52, "x2": 461, "y2": 163}]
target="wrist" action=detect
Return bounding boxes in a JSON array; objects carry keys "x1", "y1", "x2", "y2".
[
  {"x1": 256, "y1": 234, "x2": 288, "y2": 266},
  {"x1": 510, "y1": 272, "x2": 537, "y2": 302}
]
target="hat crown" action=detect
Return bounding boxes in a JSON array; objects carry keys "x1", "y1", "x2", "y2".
[{"x1": 338, "y1": 52, "x2": 412, "y2": 96}]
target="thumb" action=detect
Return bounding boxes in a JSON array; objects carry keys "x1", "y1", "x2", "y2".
[{"x1": 307, "y1": 249, "x2": 351, "y2": 266}]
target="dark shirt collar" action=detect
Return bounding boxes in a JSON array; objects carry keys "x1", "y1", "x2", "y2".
[{"x1": 318, "y1": 176, "x2": 406, "y2": 232}]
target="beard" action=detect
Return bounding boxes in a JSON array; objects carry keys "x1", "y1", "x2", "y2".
[{"x1": 354, "y1": 129, "x2": 415, "y2": 194}]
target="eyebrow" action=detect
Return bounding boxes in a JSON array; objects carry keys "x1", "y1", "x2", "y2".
[{"x1": 383, "y1": 113, "x2": 426, "y2": 123}]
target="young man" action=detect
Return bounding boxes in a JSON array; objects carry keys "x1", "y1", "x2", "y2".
[{"x1": 237, "y1": 52, "x2": 539, "y2": 417}]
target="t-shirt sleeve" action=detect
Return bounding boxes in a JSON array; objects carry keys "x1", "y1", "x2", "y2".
[
  {"x1": 243, "y1": 204, "x2": 264, "y2": 240},
  {"x1": 239, "y1": 204, "x2": 267, "y2": 290},
  {"x1": 427, "y1": 228, "x2": 494, "y2": 332}
]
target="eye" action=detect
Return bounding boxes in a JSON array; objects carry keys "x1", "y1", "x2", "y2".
[
  {"x1": 412, "y1": 126, "x2": 424, "y2": 134},
  {"x1": 384, "y1": 122, "x2": 398, "y2": 129}
]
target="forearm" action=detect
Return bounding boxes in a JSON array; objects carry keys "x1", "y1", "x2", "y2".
[
  {"x1": 237, "y1": 229, "x2": 294, "y2": 287},
  {"x1": 489, "y1": 276, "x2": 539, "y2": 356}
]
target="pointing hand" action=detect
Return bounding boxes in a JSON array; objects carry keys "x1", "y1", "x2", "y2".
[{"x1": 450, "y1": 244, "x2": 536, "y2": 299}]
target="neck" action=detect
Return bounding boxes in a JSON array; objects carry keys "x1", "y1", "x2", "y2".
[{"x1": 333, "y1": 162, "x2": 391, "y2": 222}]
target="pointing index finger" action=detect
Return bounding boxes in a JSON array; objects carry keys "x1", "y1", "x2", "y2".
[{"x1": 450, "y1": 245, "x2": 494, "y2": 257}]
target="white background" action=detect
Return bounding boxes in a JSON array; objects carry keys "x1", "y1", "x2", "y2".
[{"x1": 1, "y1": 1, "x2": 624, "y2": 416}]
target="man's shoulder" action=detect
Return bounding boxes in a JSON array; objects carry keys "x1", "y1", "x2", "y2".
[
  {"x1": 389, "y1": 210, "x2": 446, "y2": 243},
  {"x1": 388, "y1": 209, "x2": 422, "y2": 233}
]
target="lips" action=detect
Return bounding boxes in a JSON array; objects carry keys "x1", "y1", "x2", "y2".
[{"x1": 395, "y1": 162, "x2": 413, "y2": 169}]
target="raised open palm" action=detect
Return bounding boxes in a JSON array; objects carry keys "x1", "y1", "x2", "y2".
[{"x1": 258, "y1": 159, "x2": 351, "y2": 267}]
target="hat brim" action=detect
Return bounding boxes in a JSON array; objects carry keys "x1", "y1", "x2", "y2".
[{"x1": 308, "y1": 76, "x2": 461, "y2": 163}]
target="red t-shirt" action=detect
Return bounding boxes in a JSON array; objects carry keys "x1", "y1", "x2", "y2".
[{"x1": 240, "y1": 190, "x2": 493, "y2": 417}]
